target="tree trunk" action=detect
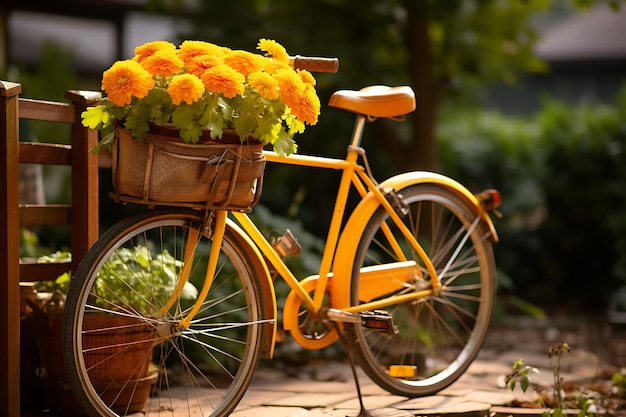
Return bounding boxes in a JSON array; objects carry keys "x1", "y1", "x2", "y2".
[
  {"x1": 406, "y1": 13, "x2": 438, "y2": 172},
  {"x1": 371, "y1": 9, "x2": 439, "y2": 173}
]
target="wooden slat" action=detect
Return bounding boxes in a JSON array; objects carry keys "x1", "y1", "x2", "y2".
[
  {"x1": 19, "y1": 142, "x2": 72, "y2": 165},
  {"x1": 19, "y1": 204, "x2": 71, "y2": 226},
  {"x1": 19, "y1": 261, "x2": 71, "y2": 283},
  {"x1": 18, "y1": 98, "x2": 75, "y2": 123}
]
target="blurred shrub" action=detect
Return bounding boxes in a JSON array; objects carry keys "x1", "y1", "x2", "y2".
[{"x1": 438, "y1": 87, "x2": 626, "y2": 314}]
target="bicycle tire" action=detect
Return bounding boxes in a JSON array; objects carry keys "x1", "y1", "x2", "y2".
[
  {"x1": 62, "y1": 208, "x2": 266, "y2": 417},
  {"x1": 346, "y1": 183, "x2": 496, "y2": 397}
]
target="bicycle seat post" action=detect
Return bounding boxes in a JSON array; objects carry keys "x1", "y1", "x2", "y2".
[{"x1": 349, "y1": 115, "x2": 368, "y2": 149}]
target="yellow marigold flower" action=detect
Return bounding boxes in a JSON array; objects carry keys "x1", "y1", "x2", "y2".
[
  {"x1": 297, "y1": 69, "x2": 316, "y2": 87},
  {"x1": 262, "y1": 60, "x2": 290, "y2": 75},
  {"x1": 223, "y1": 50, "x2": 265, "y2": 76},
  {"x1": 141, "y1": 49, "x2": 184, "y2": 77},
  {"x1": 102, "y1": 60, "x2": 155, "y2": 106},
  {"x1": 134, "y1": 40, "x2": 176, "y2": 63},
  {"x1": 167, "y1": 74, "x2": 205, "y2": 105},
  {"x1": 290, "y1": 85, "x2": 320, "y2": 125},
  {"x1": 257, "y1": 38, "x2": 290, "y2": 64},
  {"x1": 201, "y1": 64, "x2": 245, "y2": 98},
  {"x1": 187, "y1": 55, "x2": 224, "y2": 78},
  {"x1": 248, "y1": 71, "x2": 279, "y2": 100},
  {"x1": 274, "y1": 68, "x2": 305, "y2": 107},
  {"x1": 178, "y1": 40, "x2": 229, "y2": 65}
]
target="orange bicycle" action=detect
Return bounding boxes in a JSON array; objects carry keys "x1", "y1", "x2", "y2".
[{"x1": 62, "y1": 56, "x2": 501, "y2": 417}]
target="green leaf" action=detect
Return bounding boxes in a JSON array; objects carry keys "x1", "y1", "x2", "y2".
[
  {"x1": 233, "y1": 113, "x2": 257, "y2": 139},
  {"x1": 512, "y1": 358, "x2": 525, "y2": 370},
  {"x1": 272, "y1": 130, "x2": 297, "y2": 156},
  {"x1": 81, "y1": 105, "x2": 110, "y2": 129},
  {"x1": 172, "y1": 104, "x2": 196, "y2": 129},
  {"x1": 179, "y1": 125, "x2": 203, "y2": 143},
  {"x1": 123, "y1": 115, "x2": 149, "y2": 142},
  {"x1": 520, "y1": 375, "x2": 530, "y2": 392}
]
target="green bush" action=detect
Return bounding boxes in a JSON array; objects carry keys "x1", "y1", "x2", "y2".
[{"x1": 437, "y1": 88, "x2": 626, "y2": 314}]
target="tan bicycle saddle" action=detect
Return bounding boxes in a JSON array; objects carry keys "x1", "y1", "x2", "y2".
[{"x1": 328, "y1": 85, "x2": 416, "y2": 118}]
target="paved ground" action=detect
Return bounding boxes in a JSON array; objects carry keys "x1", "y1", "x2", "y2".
[
  {"x1": 227, "y1": 323, "x2": 601, "y2": 417},
  {"x1": 23, "y1": 316, "x2": 624, "y2": 417}
]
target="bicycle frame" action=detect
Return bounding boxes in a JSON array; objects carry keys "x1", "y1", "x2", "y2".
[
  {"x1": 175, "y1": 114, "x2": 499, "y2": 355},
  {"x1": 230, "y1": 114, "x2": 439, "y2": 315}
]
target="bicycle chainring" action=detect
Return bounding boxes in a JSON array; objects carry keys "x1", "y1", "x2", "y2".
[{"x1": 282, "y1": 276, "x2": 338, "y2": 350}]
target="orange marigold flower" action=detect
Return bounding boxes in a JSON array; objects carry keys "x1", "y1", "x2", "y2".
[
  {"x1": 297, "y1": 69, "x2": 316, "y2": 86},
  {"x1": 102, "y1": 60, "x2": 155, "y2": 106},
  {"x1": 178, "y1": 40, "x2": 229, "y2": 65},
  {"x1": 257, "y1": 38, "x2": 290, "y2": 64},
  {"x1": 201, "y1": 64, "x2": 245, "y2": 98},
  {"x1": 248, "y1": 71, "x2": 279, "y2": 100},
  {"x1": 274, "y1": 68, "x2": 305, "y2": 107},
  {"x1": 141, "y1": 49, "x2": 184, "y2": 77},
  {"x1": 223, "y1": 50, "x2": 265, "y2": 76},
  {"x1": 290, "y1": 85, "x2": 320, "y2": 125},
  {"x1": 187, "y1": 55, "x2": 224, "y2": 78},
  {"x1": 167, "y1": 74, "x2": 205, "y2": 105},
  {"x1": 134, "y1": 40, "x2": 176, "y2": 63},
  {"x1": 262, "y1": 60, "x2": 291, "y2": 75}
]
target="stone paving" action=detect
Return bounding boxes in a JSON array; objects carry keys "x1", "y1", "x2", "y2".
[
  {"x1": 230, "y1": 347, "x2": 541, "y2": 417},
  {"x1": 22, "y1": 319, "x2": 619, "y2": 416},
  {"x1": 227, "y1": 320, "x2": 612, "y2": 417}
]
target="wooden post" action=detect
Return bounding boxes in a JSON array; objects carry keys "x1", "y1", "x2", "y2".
[
  {"x1": 0, "y1": 80, "x2": 22, "y2": 417},
  {"x1": 65, "y1": 90, "x2": 102, "y2": 273}
]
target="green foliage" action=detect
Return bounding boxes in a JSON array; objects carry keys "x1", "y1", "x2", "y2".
[
  {"x1": 94, "y1": 245, "x2": 197, "y2": 315},
  {"x1": 507, "y1": 358, "x2": 540, "y2": 393},
  {"x1": 438, "y1": 86, "x2": 626, "y2": 313},
  {"x1": 507, "y1": 343, "x2": 600, "y2": 417},
  {"x1": 33, "y1": 246, "x2": 197, "y2": 317},
  {"x1": 612, "y1": 370, "x2": 626, "y2": 398}
]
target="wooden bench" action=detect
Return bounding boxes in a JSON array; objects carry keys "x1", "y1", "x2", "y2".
[{"x1": 0, "y1": 81, "x2": 101, "y2": 416}]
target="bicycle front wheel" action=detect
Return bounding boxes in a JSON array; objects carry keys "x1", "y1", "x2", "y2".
[
  {"x1": 62, "y1": 208, "x2": 267, "y2": 417},
  {"x1": 346, "y1": 184, "x2": 496, "y2": 397}
]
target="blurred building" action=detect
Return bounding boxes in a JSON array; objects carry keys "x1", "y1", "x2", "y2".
[
  {"x1": 1, "y1": 1, "x2": 625, "y2": 111},
  {"x1": 486, "y1": 4, "x2": 626, "y2": 113},
  {"x1": 0, "y1": 0, "x2": 190, "y2": 76}
]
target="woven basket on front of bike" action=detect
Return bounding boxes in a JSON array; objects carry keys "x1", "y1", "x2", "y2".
[{"x1": 111, "y1": 126, "x2": 266, "y2": 212}]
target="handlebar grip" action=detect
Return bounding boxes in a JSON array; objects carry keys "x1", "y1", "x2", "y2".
[{"x1": 290, "y1": 55, "x2": 339, "y2": 73}]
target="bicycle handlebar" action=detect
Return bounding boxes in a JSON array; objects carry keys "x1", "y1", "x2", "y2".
[{"x1": 290, "y1": 55, "x2": 339, "y2": 73}]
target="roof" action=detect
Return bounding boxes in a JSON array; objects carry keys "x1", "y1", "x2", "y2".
[{"x1": 536, "y1": 5, "x2": 626, "y2": 61}]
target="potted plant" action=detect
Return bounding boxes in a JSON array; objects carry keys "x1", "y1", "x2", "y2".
[
  {"x1": 30, "y1": 248, "x2": 198, "y2": 415},
  {"x1": 81, "y1": 38, "x2": 320, "y2": 210}
]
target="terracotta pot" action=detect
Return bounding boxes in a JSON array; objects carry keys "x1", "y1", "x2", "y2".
[{"x1": 34, "y1": 313, "x2": 156, "y2": 415}]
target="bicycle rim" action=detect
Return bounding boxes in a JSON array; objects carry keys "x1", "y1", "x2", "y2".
[
  {"x1": 62, "y1": 208, "x2": 264, "y2": 417},
  {"x1": 347, "y1": 184, "x2": 496, "y2": 397}
]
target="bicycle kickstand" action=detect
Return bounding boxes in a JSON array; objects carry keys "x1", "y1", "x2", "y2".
[{"x1": 331, "y1": 321, "x2": 373, "y2": 417}]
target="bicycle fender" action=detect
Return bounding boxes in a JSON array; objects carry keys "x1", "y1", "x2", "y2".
[
  {"x1": 329, "y1": 171, "x2": 498, "y2": 309},
  {"x1": 226, "y1": 218, "x2": 278, "y2": 359}
]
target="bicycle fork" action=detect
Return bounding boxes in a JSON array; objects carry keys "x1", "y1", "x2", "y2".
[{"x1": 160, "y1": 210, "x2": 228, "y2": 330}]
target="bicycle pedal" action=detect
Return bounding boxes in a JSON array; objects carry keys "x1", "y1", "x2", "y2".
[{"x1": 361, "y1": 310, "x2": 398, "y2": 336}]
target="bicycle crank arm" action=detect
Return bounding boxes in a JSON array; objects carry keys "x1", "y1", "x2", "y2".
[{"x1": 323, "y1": 308, "x2": 399, "y2": 336}]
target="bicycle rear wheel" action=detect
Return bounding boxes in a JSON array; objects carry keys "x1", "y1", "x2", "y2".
[
  {"x1": 346, "y1": 184, "x2": 496, "y2": 397},
  {"x1": 62, "y1": 208, "x2": 267, "y2": 417}
]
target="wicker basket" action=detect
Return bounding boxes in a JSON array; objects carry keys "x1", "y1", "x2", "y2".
[{"x1": 111, "y1": 126, "x2": 266, "y2": 212}]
